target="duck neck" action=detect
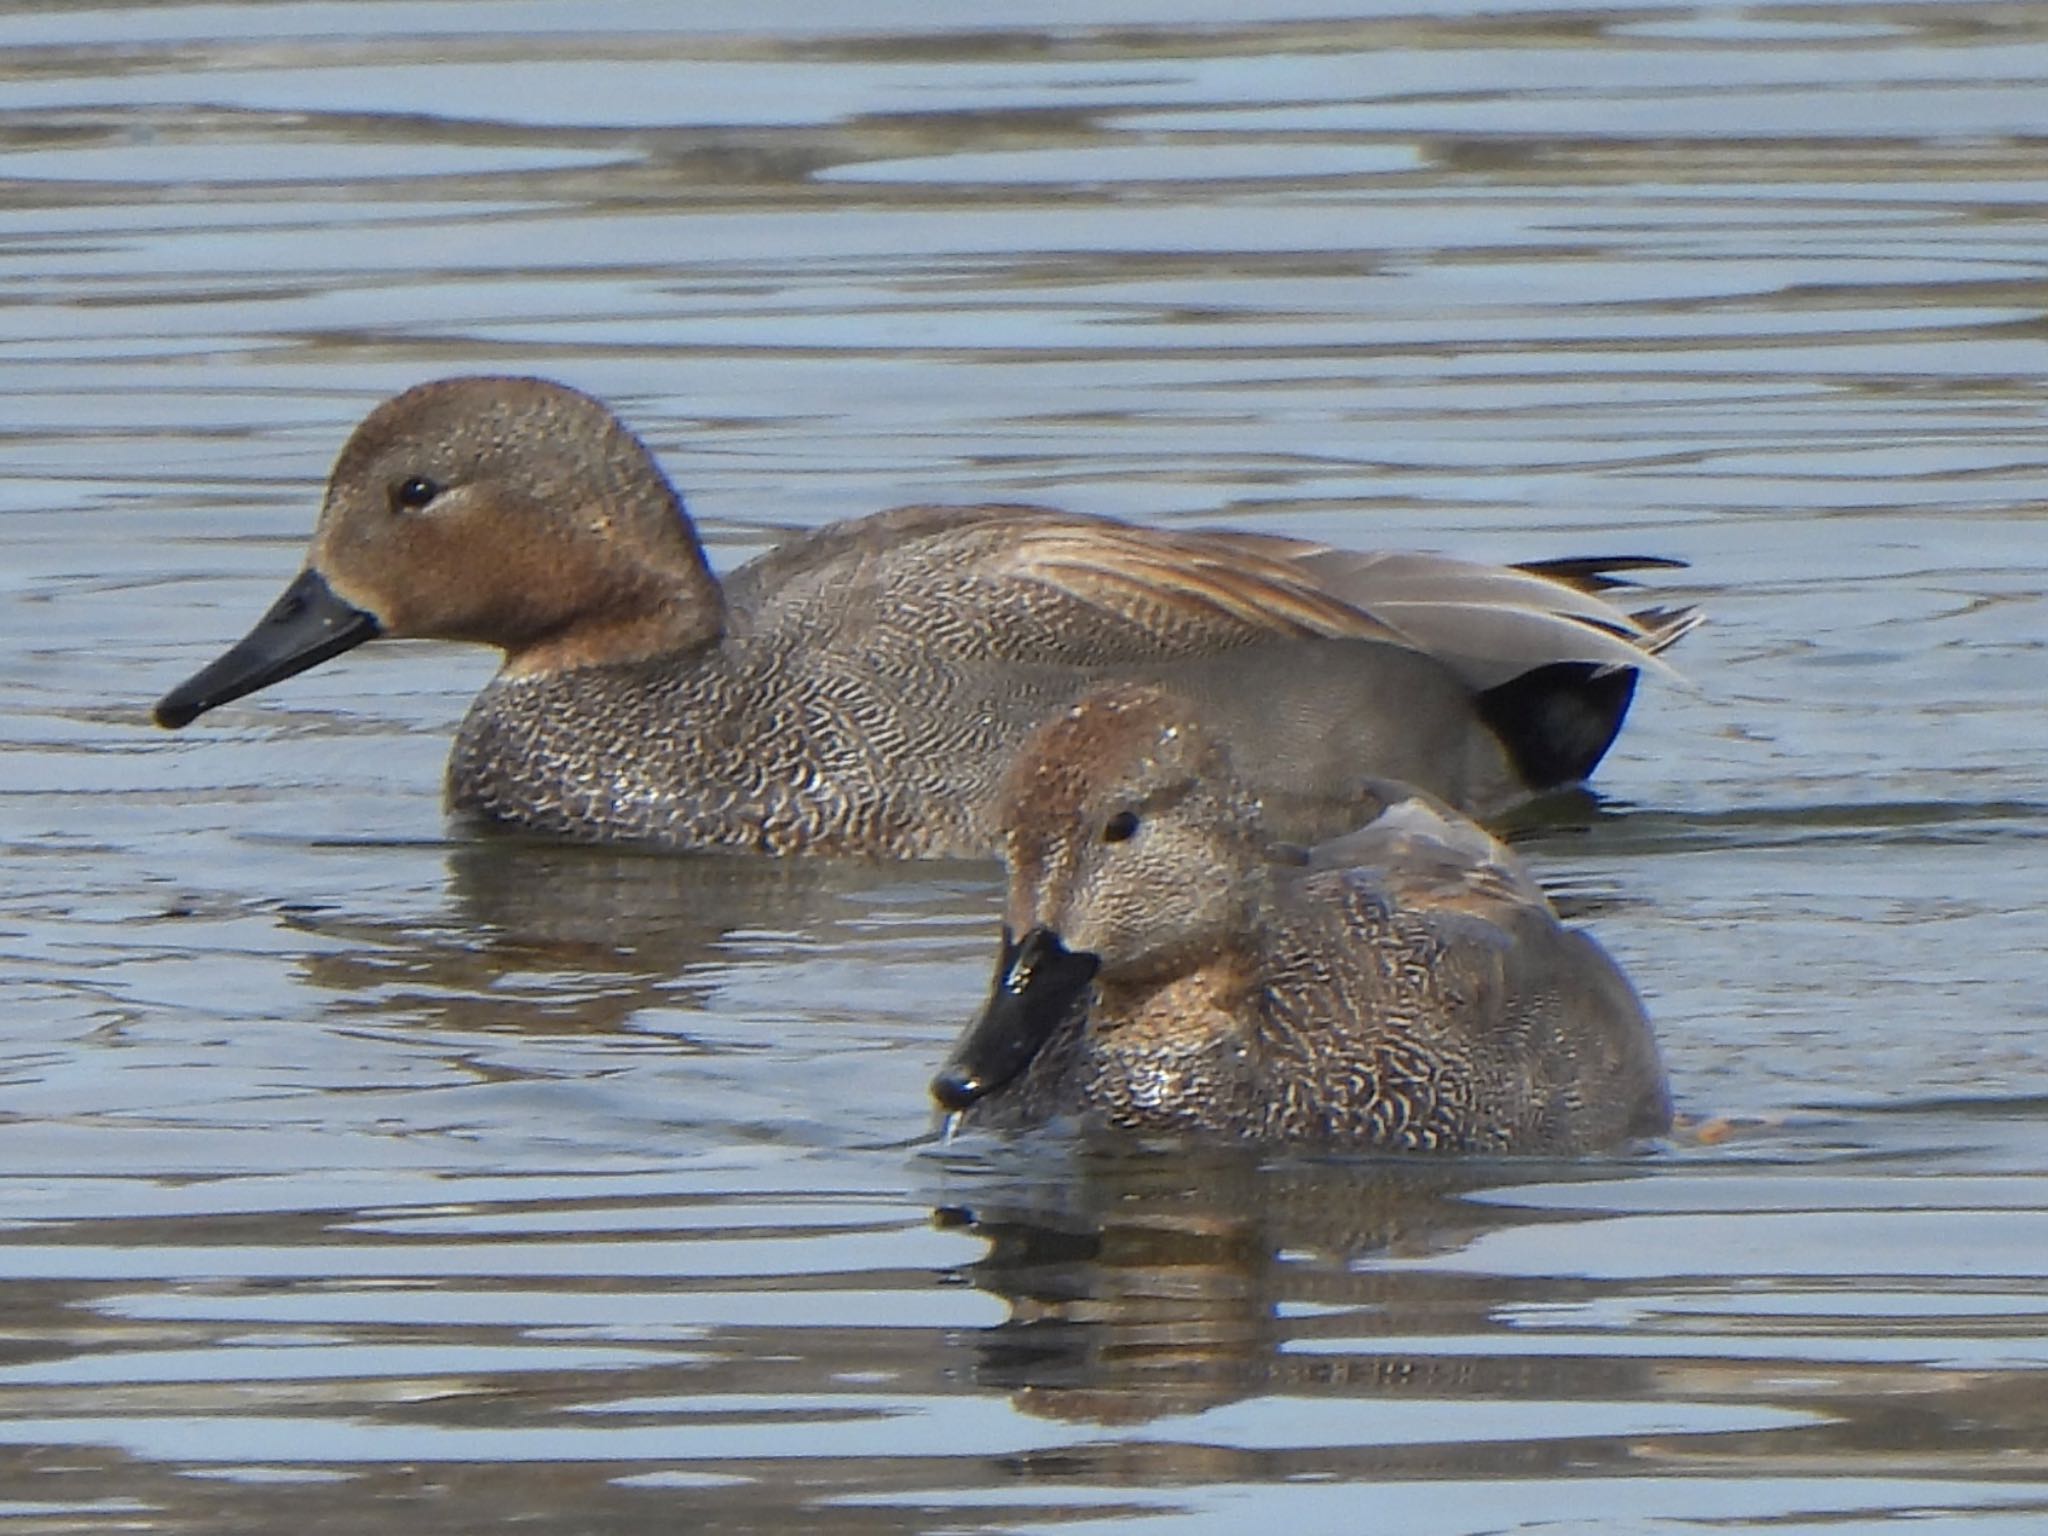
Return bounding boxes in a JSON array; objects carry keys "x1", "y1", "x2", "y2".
[
  {"x1": 1085, "y1": 953, "x2": 1264, "y2": 1133},
  {"x1": 1095, "y1": 950, "x2": 1258, "y2": 1040},
  {"x1": 500, "y1": 552, "x2": 727, "y2": 678}
]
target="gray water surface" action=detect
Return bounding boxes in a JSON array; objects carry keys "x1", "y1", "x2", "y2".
[{"x1": 4, "y1": 2, "x2": 2048, "y2": 1531}]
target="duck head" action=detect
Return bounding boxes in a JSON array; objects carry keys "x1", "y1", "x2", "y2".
[
  {"x1": 154, "y1": 376, "x2": 723, "y2": 729},
  {"x1": 932, "y1": 684, "x2": 1267, "y2": 1111}
]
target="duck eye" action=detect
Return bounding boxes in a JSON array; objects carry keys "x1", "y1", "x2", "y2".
[
  {"x1": 1101, "y1": 810, "x2": 1140, "y2": 844},
  {"x1": 392, "y1": 476, "x2": 441, "y2": 512}
]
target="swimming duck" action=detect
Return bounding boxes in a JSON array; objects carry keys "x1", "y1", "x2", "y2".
[
  {"x1": 153, "y1": 376, "x2": 1691, "y2": 858},
  {"x1": 934, "y1": 684, "x2": 1671, "y2": 1152}
]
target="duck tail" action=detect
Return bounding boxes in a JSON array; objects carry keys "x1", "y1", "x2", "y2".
[{"x1": 1474, "y1": 661, "x2": 1641, "y2": 792}]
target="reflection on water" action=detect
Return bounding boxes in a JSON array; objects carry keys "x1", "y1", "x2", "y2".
[
  {"x1": 285, "y1": 839, "x2": 993, "y2": 1035},
  {"x1": 3, "y1": 0, "x2": 2048, "y2": 1530},
  {"x1": 2, "y1": 1150, "x2": 2047, "y2": 1531},
  {"x1": 951, "y1": 1150, "x2": 1558, "y2": 1428}
]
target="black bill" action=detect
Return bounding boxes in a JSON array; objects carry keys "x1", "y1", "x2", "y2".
[
  {"x1": 154, "y1": 568, "x2": 382, "y2": 729},
  {"x1": 931, "y1": 925, "x2": 1099, "y2": 1111}
]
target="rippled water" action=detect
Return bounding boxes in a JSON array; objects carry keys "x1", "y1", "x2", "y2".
[{"x1": 4, "y1": 2, "x2": 2048, "y2": 1530}]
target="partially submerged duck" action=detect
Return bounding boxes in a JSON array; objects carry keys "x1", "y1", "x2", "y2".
[
  {"x1": 934, "y1": 684, "x2": 1671, "y2": 1153},
  {"x1": 155, "y1": 376, "x2": 1692, "y2": 857}
]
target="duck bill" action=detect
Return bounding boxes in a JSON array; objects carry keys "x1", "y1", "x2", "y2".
[
  {"x1": 153, "y1": 568, "x2": 382, "y2": 729},
  {"x1": 931, "y1": 925, "x2": 1099, "y2": 1111}
]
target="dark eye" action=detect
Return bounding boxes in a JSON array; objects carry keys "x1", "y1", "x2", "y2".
[
  {"x1": 1102, "y1": 810, "x2": 1140, "y2": 844},
  {"x1": 392, "y1": 476, "x2": 441, "y2": 512}
]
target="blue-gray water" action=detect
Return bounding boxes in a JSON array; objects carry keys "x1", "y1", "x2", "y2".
[{"x1": 4, "y1": 3, "x2": 2048, "y2": 1531}]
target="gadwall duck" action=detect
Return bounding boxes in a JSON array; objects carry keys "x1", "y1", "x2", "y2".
[
  {"x1": 933, "y1": 685, "x2": 1671, "y2": 1152},
  {"x1": 153, "y1": 376, "x2": 1693, "y2": 858}
]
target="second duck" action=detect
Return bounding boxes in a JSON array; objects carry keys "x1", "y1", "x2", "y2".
[
  {"x1": 154, "y1": 376, "x2": 1692, "y2": 857},
  {"x1": 933, "y1": 684, "x2": 1672, "y2": 1153}
]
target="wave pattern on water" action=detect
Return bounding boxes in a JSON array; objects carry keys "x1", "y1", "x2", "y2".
[{"x1": 1, "y1": 1, "x2": 2046, "y2": 1530}]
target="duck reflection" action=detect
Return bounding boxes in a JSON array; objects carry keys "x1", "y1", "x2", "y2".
[
  {"x1": 285, "y1": 833, "x2": 998, "y2": 1035},
  {"x1": 941, "y1": 1143, "x2": 1656, "y2": 1435}
]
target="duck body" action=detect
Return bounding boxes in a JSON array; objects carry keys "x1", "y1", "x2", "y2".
[
  {"x1": 445, "y1": 504, "x2": 1589, "y2": 856},
  {"x1": 155, "y1": 377, "x2": 1692, "y2": 860},
  {"x1": 935, "y1": 686, "x2": 1671, "y2": 1153}
]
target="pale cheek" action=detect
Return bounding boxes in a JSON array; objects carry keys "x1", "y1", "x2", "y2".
[
  {"x1": 1076, "y1": 901, "x2": 1171, "y2": 974},
  {"x1": 315, "y1": 511, "x2": 424, "y2": 601},
  {"x1": 315, "y1": 560, "x2": 403, "y2": 633},
  {"x1": 1059, "y1": 885, "x2": 1129, "y2": 963}
]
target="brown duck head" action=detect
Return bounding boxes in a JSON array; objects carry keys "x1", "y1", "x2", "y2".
[
  {"x1": 154, "y1": 376, "x2": 723, "y2": 729},
  {"x1": 932, "y1": 684, "x2": 1268, "y2": 1111}
]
